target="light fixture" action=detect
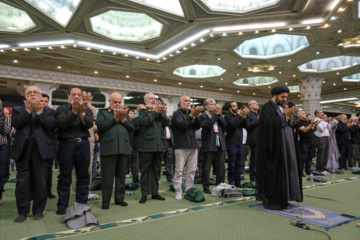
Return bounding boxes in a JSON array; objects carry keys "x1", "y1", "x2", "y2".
[
  {"x1": 191, "y1": 43, "x2": 195, "y2": 46},
  {"x1": 200, "y1": 85, "x2": 203, "y2": 88},
  {"x1": 237, "y1": 73, "x2": 240, "y2": 76},
  {"x1": 220, "y1": 78, "x2": 223, "y2": 80},
  {"x1": 237, "y1": 90, "x2": 240, "y2": 93},
  {"x1": 36, "y1": 47, "x2": 40, "y2": 50},
  {"x1": 338, "y1": 7, "x2": 345, "y2": 12},
  {"x1": 86, "y1": 47, "x2": 91, "y2": 50},
  {"x1": 154, "y1": 79, "x2": 157, "y2": 82},
  {"x1": 301, "y1": 18, "x2": 324, "y2": 24},
  {"x1": 323, "y1": 81, "x2": 326, "y2": 83},
  {"x1": 316, "y1": 51, "x2": 320, "y2": 54},
  {"x1": 179, "y1": 82, "x2": 182, "y2": 85},
  {"x1": 253, "y1": 93, "x2": 255, "y2": 95},
  {"x1": 285, "y1": 82, "x2": 288, "y2": 85},
  {"x1": 222, "y1": 33, "x2": 227, "y2": 36},
  {"x1": 126, "y1": 75, "x2": 130, "y2": 78},
  {"x1": 323, "y1": 24, "x2": 329, "y2": 28},
  {"x1": 183, "y1": 47, "x2": 187, "y2": 50},
  {"x1": 48, "y1": 46, "x2": 53, "y2": 49},
  {"x1": 320, "y1": 98, "x2": 358, "y2": 104},
  {"x1": 268, "y1": 86, "x2": 271, "y2": 88},
  {"x1": 333, "y1": 83, "x2": 336, "y2": 85},
  {"x1": 338, "y1": 30, "x2": 342, "y2": 33},
  {"x1": 344, "y1": 88, "x2": 347, "y2": 90},
  {"x1": 271, "y1": 29, "x2": 276, "y2": 32},
  {"x1": 248, "y1": 65, "x2": 275, "y2": 72},
  {"x1": 238, "y1": 32, "x2": 243, "y2": 35},
  {"x1": 94, "y1": 71, "x2": 98, "y2": 74},
  {"x1": 279, "y1": 71, "x2": 282, "y2": 74},
  {"x1": 238, "y1": 62, "x2": 241, "y2": 65},
  {"x1": 288, "y1": 59, "x2": 291, "y2": 62},
  {"x1": 24, "y1": 48, "x2": 28, "y2": 51},
  {"x1": 306, "y1": 26, "x2": 311, "y2": 29},
  {"x1": 61, "y1": 45, "x2": 65, "y2": 48},
  {"x1": 18, "y1": 40, "x2": 75, "y2": 47},
  {"x1": 336, "y1": 72, "x2": 339, "y2": 75},
  {"x1": 289, "y1": 27, "x2": 293, "y2": 31},
  {"x1": 220, "y1": 88, "x2": 223, "y2": 90},
  {"x1": 293, "y1": 74, "x2": 296, "y2": 77},
  {"x1": 12, "y1": 49, "x2": 16, "y2": 51},
  {"x1": 174, "y1": 65, "x2": 226, "y2": 78},
  {"x1": 112, "y1": 52, "x2": 116, "y2": 55},
  {"x1": 217, "y1": 57, "x2": 221, "y2": 61},
  {"x1": 124, "y1": 54, "x2": 128, "y2": 57},
  {"x1": 200, "y1": 39, "x2": 205, "y2": 42},
  {"x1": 100, "y1": 50, "x2": 104, "y2": 52},
  {"x1": 73, "y1": 45, "x2": 77, "y2": 47},
  {"x1": 213, "y1": 22, "x2": 286, "y2": 32},
  {"x1": 255, "y1": 31, "x2": 259, "y2": 34},
  {"x1": 330, "y1": 16, "x2": 337, "y2": 20},
  {"x1": 13, "y1": 59, "x2": 18, "y2": 63},
  {"x1": 58, "y1": 66, "x2": 61, "y2": 69}
]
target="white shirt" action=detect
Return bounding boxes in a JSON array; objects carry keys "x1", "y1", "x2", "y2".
[
  {"x1": 314, "y1": 117, "x2": 331, "y2": 137},
  {"x1": 165, "y1": 126, "x2": 171, "y2": 139}
]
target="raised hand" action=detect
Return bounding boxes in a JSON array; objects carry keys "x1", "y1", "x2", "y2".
[
  {"x1": 24, "y1": 99, "x2": 33, "y2": 114},
  {"x1": 239, "y1": 108, "x2": 249, "y2": 118},
  {"x1": 214, "y1": 104, "x2": 223, "y2": 115},
  {"x1": 82, "y1": 91, "x2": 93, "y2": 106},
  {"x1": 190, "y1": 106, "x2": 203, "y2": 118},
  {"x1": 79, "y1": 102, "x2": 88, "y2": 116},
  {"x1": 72, "y1": 99, "x2": 81, "y2": 115},
  {"x1": 33, "y1": 99, "x2": 44, "y2": 113}
]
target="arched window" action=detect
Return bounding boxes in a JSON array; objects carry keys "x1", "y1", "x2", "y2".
[
  {"x1": 306, "y1": 63, "x2": 313, "y2": 69},
  {"x1": 189, "y1": 69, "x2": 196, "y2": 75},
  {"x1": 207, "y1": 67, "x2": 215, "y2": 75},
  {"x1": 243, "y1": 79, "x2": 248, "y2": 84},
  {"x1": 326, "y1": 61, "x2": 336, "y2": 70},
  {"x1": 249, "y1": 47, "x2": 257, "y2": 55},
  {"x1": 274, "y1": 45, "x2": 284, "y2": 54}
]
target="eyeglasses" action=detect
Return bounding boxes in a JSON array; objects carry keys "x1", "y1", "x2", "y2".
[{"x1": 26, "y1": 91, "x2": 40, "y2": 95}]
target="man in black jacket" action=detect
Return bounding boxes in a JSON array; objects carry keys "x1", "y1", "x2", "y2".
[
  {"x1": 224, "y1": 101, "x2": 248, "y2": 187},
  {"x1": 200, "y1": 99, "x2": 227, "y2": 194},
  {"x1": 11, "y1": 86, "x2": 56, "y2": 222},
  {"x1": 349, "y1": 116, "x2": 359, "y2": 167},
  {"x1": 56, "y1": 87, "x2": 93, "y2": 215},
  {"x1": 336, "y1": 115, "x2": 350, "y2": 169},
  {"x1": 246, "y1": 100, "x2": 259, "y2": 182},
  {"x1": 171, "y1": 95, "x2": 202, "y2": 200}
]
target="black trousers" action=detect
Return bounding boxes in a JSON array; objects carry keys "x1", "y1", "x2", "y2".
[
  {"x1": 163, "y1": 140, "x2": 174, "y2": 178},
  {"x1": 57, "y1": 140, "x2": 90, "y2": 210},
  {"x1": 315, "y1": 136, "x2": 329, "y2": 170},
  {"x1": 129, "y1": 148, "x2": 139, "y2": 183},
  {"x1": 15, "y1": 139, "x2": 48, "y2": 215},
  {"x1": 300, "y1": 143, "x2": 312, "y2": 174},
  {"x1": 47, "y1": 159, "x2": 54, "y2": 193},
  {"x1": 202, "y1": 150, "x2": 225, "y2": 191},
  {"x1": 249, "y1": 144, "x2": 257, "y2": 182},
  {"x1": 338, "y1": 144, "x2": 348, "y2": 169}
]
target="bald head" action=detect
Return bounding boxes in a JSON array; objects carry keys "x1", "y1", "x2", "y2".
[
  {"x1": 110, "y1": 92, "x2": 122, "y2": 111},
  {"x1": 298, "y1": 111, "x2": 307, "y2": 120}
]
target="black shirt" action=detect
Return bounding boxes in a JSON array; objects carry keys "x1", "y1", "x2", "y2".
[
  {"x1": 171, "y1": 108, "x2": 200, "y2": 149},
  {"x1": 297, "y1": 120, "x2": 315, "y2": 145},
  {"x1": 56, "y1": 103, "x2": 93, "y2": 140},
  {"x1": 224, "y1": 112, "x2": 246, "y2": 146}
]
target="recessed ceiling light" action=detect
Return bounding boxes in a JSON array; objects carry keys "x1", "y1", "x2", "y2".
[
  {"x1": 112, "y1": 52, "x2": 116, "y2": 55},
  {"x1": 271, "y1": 29, "x2": 276, "y2": 32},
  {"x1": 285, "y1": 82, "x2": 288, "y2": 85},
  {"x1": 154, "y1": 79, "x2": 157, "y2": 82},
  {"x1": 238, "y1": 32, "x2": 243, "y2": 35},
  {"x1": 24, "y1": 48, "x2": 28, "y2": 51},
  {"x1": 178, "y1": 82, "x2": 182, "y2": 85},
  {"x1": 126, "y1": 75, "x2": 130, "y2": 78},
  {"x1": 279, "y1": 72, "x2": 282, "y2": 74},
  {"x1": 316, "y1": 51, "x2": 320, "y2": 54},
  {"x1": 344, "y1": 88, "x2": 347, "y2": 90},
  {"x1": 333, "y1": 83, "x2": 336, "y2": 85},
  {"x1": 12, "y1": 49, "x2": 16, "y2": 51},
  {"x1": 200, "y1": 39, "x2": 205, "y2": 42},
  {"x1": 237, "y1": 90, "x2": 240, "y2": 93},
  {"x1": 36, "y1": 47, "x2": 40, "y2": 50},
  {"x1": 298, "y1": 95, "x2": 300, "y2": 97},
  {"x1": 238, "y1": 62, "x2": 241, "y2": 65},
  {"x1": 293, "y1": 74, "x2": 296, "y2": 77},
  {"x1": 0, "y1": 50, "x2": 4, "y2": 52},
  {"x1": 156, "y1": 60, "x2": 160, "y2": 62},
  {"x1": 191, "y1": 43, "x2": 195, "y2": 46},
  {"x1": 222, "y1": 33, "x2": 227, "y2": 36},
  {"x1": 289, "y1": 27, "x2": 293, "y2": 31},
  {"x1": 323, "y1": 80, "x2": 326, "y2": 83},
  {"x1": 338, "y1": 30, "x2": 342, "y2": 33},
  {"x1": 162, "y1": 57, "x2": 167, "y2": 60},
  {"x1": 61, "y1": 45, "x2": 65, "y2": 48},
  {"x1": 169, "y1": 54, "x2": 174, "y2": 57},
  {"x1": 220, "y1": 78, "x2": 223, "y2": 80},
  {"x1": 217, "y1": 57, "x2": 221, "y2": 61},
  {"x1": 306, "y1": 26, "x2": 311, "y2": 29},
  {"x1": 237, "y1": 73, "x2": 240, "y2": 76},
  {"x1": 330, "y1": 16, "x2": 337, "y2": 20},
  {"x1": 73, "y1": 44, "x2": 77, "y2": 47},
  {"x1": 253, "y1": 93, "x2": 255, "y2": 95},
  {"x1": 146, "y1": 58, "x2": 150, "y2": 61},
  {"x1": 268, "y1": 86, "x2": 271, "y2": 88},
  {"x1": 176, "y1": 50, "x2": 180, "y2": 54},
  {"x1": 94, "y1": 71, "x2": 98, "y2": 74},
  {"x1": 338, "y1": 7, "x2": 345, "y2": 12},
  {"x1": 200, "y1": 85, "x2": 203, "y2": 88},
  {"x1": 100, "y1": 50, "x2": 104, "y2": 52},
  {"x1": 323, "y1": 24, "x2": 329, "y2": 28},
  {"x1": 210, "y1": 34, "x2": 214, "y2": 37},
  {"x1": 336, "y1": 72, "x2": 339, "y2": 75},
  {"x1": 135, "y1": 56, "x2": 139, "y2": 59},
  {"x1": 220, "y1": 88, "x2": 223, "y2": 90},
  {"x1": 86, "y1": 47, "x2": 91, "y2": 50},
  {"x1": 58, "y1": 66, "x2": 61, "y2": 69},
  {"x1": 255, "y1": 31, "x2": 259, "y2": 34},
  {"x1": 124, "y1": 54, "x2": 128, "y2": 57},
  {"x1": 48, "y1": 46, "x2": 53, "y2": 49},
  {"x1": 13, "y1": 59, "x2": 18, "y2": 63},
  {"x1": 288, "y1": 59, "x2": 291, "y2": 62}
]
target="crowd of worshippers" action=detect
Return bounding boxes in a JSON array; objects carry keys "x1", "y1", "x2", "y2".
[{"x1": 0, "y1": 85, "x2": 359, "y2": 222}]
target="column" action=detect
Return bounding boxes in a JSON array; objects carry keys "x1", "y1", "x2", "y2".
[
  {"x1": 101, "y1": 91, "x2": 111, "y2": 108},
  {"x1": 298, "y1": 77, "x2": 323, "y2": 119},
  {"x1": 161, "y1": 96, "x2": 180, "y2": 116}
]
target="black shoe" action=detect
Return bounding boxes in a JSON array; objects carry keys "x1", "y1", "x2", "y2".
[
  {"x1": 56, "y1": 208, "x2": 66, "y2": 215},
  {"x1": 302, "y1": 174, "x2": 306, "y2": 177},
  {"x1": 204, "y1": 189, "x2": 211, "y2": 194},
  {"x1": 139, "y1": 196, "x2": 147, "y2": 204},
  {"x1": 47, "y1": 192, "x2": 56, "y2": 199},
  {"x1": 101, "y1": 205, "x2": 109, "y2": 210},
  {"x1": 33, "y1": 213, "x2": 44, "y2": 220},
  {"x1": 235, "y1": 184, "x2": 246, "y2": 188},
  {"x1": 115, "y1": 201, "x2": 128, "y2": 206},
  {"x1": 14, "y1": 215, "x2": 26, "y2": 223},
  {"x1": 166, "y1": 176, "x2": 172, "y2": 182},
  {"x1": 152, "y1": 195, "x2": 165, "y2": 201}
]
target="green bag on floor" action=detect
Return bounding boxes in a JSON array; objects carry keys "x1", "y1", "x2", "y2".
[
  {"x1": 351, "y1": 169, "x2": 360, "y2": 174},
  {"x1": 209, "y1": 178, "x2": 216, "y2": 185},
  {"x1": 125, "y1": 182, "x2": 139, "y2": 190},
  {"x1": 239, "y1": 189, "x2": 255, "y2": 196},
  {"x1": 243, "y1": 182, "x2": 256, "y2": 188},
  {"x1": 194, "y1": 179, "x2": 201, "y2": 184},
  {"x1": 184, "y1": 187, "x2": 205, "y2": 202}
]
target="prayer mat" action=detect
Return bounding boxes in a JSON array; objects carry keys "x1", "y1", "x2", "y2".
[{"x1": 251, "y1": 203, "x2": 359, "y2": 230}]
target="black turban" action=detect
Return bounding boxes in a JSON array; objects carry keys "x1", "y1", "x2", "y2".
[{"x1": 271, "y1": 86, "x2": 290, "y2": 95}]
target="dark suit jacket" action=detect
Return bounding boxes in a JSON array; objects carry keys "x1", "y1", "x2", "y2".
[
  {"x1": 336, "y1": 121, "x2": 350, "y2": 145},
  {"x1": 11, "y1": 106, "x2": 56, "y2": 161},
  {"x1": 199, "y1": 112, "x2": 227, "y2": 152},
  {"x1": 246, "y1": 110, "x2": 259, "y2": 145}
]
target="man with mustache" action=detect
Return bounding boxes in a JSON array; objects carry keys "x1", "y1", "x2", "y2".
[
  {"x1": 171, "y1": 95, "x2": 202, "y2": 200},
  {"x1": 137, "y1": 93, "x2": 168, "y2": 204},
  {"x1": 11, "y1": 86, "x2": 56, "y2": 222},
  {"x1": 56, "y1": 87, "x2": 93, "y2": 215},
  {"x1": 96, "y1": 92, "x2": 134, "y2": 209},
  {"x1": 256, "y1": 86, "x2": 302, "y2": 210}
]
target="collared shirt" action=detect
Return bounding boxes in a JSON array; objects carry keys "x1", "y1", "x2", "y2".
[
  {"x1": 314, "y1": 117, "x2": 330, "y2": 137},
  {"x1": 165, "y1": 126, "x2": 171, "y2": 139},
  {"x1": 56, "y1": 103, "x2": 94, "y2": 140}
]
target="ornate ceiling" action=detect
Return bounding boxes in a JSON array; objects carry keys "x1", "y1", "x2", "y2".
[{"x1": 0, "y1": 0, "x2": 359, "y2": 110}]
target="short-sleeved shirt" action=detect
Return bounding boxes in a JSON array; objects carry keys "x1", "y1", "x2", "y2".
[{"x1": 297, "y1": 120, "x2": 315, "y2": 145}]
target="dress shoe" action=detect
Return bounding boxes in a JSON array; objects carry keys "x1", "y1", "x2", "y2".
[
  {"x1": 47, "y1": 192, "x2": 56, "y2": 199},
  {"x1": 33, "y1": 213, "x2": 44, "y2": 220},
  {"x1": 14, "y1": 215, "x2": 26, "y2": 223},
  {"x1": 139, "y1": 196, "x2": 147, "y2": 204},
  {"x1": 101, "y1": 205, "x2": 109, "y2": 210},
  {"x1": 115, "y1": 201, "x2": 128, "y2": 206},
  {"x1": 152, "y1": 195, "x2": 165, "y2": 201},
  {"x1": 56, "y1": 208, "x2": 66, "y2": 215},
  {"x1": 203, "y1": 189, "x2": 211, "y2": 194}
]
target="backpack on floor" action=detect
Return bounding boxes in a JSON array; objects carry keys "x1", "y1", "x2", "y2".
[{"x1": 184, "y1": 187, "x2": 205, "y2": 202}]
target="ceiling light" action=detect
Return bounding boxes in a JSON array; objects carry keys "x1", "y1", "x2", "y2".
[
  {"x1": 24, "y1": 48, "x2": 28, "y2": 51},
  {"x1": 253, "y1": 93, "x2": 255, "y2": 95},
  {"x1": 222, "y1": 33, "x2": 227, "y2": 36},
  {"x1": 48, "y1": 46, "x2": 52, "y2": 49},
  {"x1": 323, "y1": 81, "x2": 326, "y2": 83},
  {"x1": 126, "y1": 75, "x2": 130, "y2": 78},
  {"x1": 200, "y1": 85, "x2": 203, "y2": 88},
  {"x1": 306, "y1": 26, "x2": 311, "y2": 29},
  {"x1": 344, "y1": 88, "x2": 347, "y2": 90},
  {"x1": 154, "y1": 79, "x2": 157, "y2": 82},
  {"x1": 333, "y1": 83, "x2": 336, "y2": 85},
  {"x1": 285, "y1": 82, "x2": 288, "y2": 85},
  {"x1": 271, "y1": 29, "x2": 276, "y2": 32},
  {"x1": 323, "y1": 24, "x2": 329, "y2": 28},
  {"x1": 237, "y1": 90, "x2": 240, "y2": 93},
  {"x1": 220, "y1": 78, "x2": 223, "y2": 80},
  {"x1": 146, "y1": 58, "x2": 151, "y2": 61},
  {"x1": 336, "y1": 72, "x2": 339, "y2": 75},
  {"x1": 124, "y1": 54, "x2": 128, "y2": 57},
  {"x1": 183, "y1": 47, "x2": 187, "y2": 50},
  {"x1": 301, "y1": 18, "x2": 324, "y2": 24},
  {"x1": 316, "y1": 51, "x2": 320, "y2": 54},
  {"x1": 268, "y1": 86, "x2": 271, "y2": 88},
  {"x1": 238, "y1": 32, "x2": 243, "y2": 35},
  {"x1": 135, "y1": 56, "x2": 139, "y2": 59},
  {"x1": 179, "y1": 82, "x2": 182, "y2": 85},
  {"x1": 217, "y1": 58, "x2": 221, "y2": 60},
  {"x1": 338, "y1": 7, "x2": 345, "y2": 12},
  {"x1": 237, "y1": 73, "x2": 240, "y2": 76},
  {"x1": 320, "y1": 97, "x2": 358, "y2": 104},
  {"x1": 210, "y1": 34, "x2": 214, "y2": 37},
  {"x1": 289, "y1": 27, "x2": 293, "y2": 31},
  {"x1": 58, "y1": 66, "x2": 61, "y2": 69},
  {"x1": 220, "y1": 88, "x2": 223, "y2": 90},
  {"x1": 12, "y1": 49, "x2": 16, "y2": 51},
  {"x1": 112, "y1": 52, "x2": 116, "y2": 55},
  {"x1": 213, "y1": 22, "x2": 286, "y2": 32},
  {"x1": 156, "y1": 60, "x2": 160, "y2": 62},
  {"x1": 191, "y1": 43, "x2": 195, "y2": 46},
  {"x1": 330, "y1": 16, "x2": 337, "y2": 20},
  {"x1": 100, "y1": 50, "x2": 104, "y2": 52},
  {"x1": 13, "y1": 59, "x2": 18, "y2": 63},
  {"x1": 279, "y1": 71, "x2": 282, "y2": 74},
  {"x1": 176, "y1": 50, "x2": 180, "y2": 54},
  {"x1": 248, "y1": 65, "x2": 275, "y2": 72},
  {"x1": 298, "y1": 95, "x2": 300, "y2": 97},
  {"x1": 255, "y1": 31, "x2": 259, "y2": 33},
  {"x1": 200, "y1": 38, "x2": 205, "y2": 42},
  {"x1": 169, "y1": 54, "x2": 174, "y2": 57},
  {"x1": 174, "y1": 65, "x2": 226, "y2": 78},
  {"x1": 338, "y1": 30, "x2": 342, "y2": 33},
  {"x1": 19, "y1": 40, "x2": 75, "y2": 47},
  {"x1": 288, "y1": 59, "x2": 291, "y2": 62},
  {"x1": 162, "y1": 57, "x2": 167, "y2": 60},
  {"x1": 293, "y1": 74, "x2": 296, "y2": 77},
  {"x1": 94, "y1": 71, "x2": 98, "y2": 74},
  {"x1": 0, "y1": 50, "x2": 4, "y2": 52},
  {"x1": 36, "y1": 47, "x2": 40, "y2": 50},
  {"x1": 86, "y1": 47, "x2": 91, "y2": 50}
]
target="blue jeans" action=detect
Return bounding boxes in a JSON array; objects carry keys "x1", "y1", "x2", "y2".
[{"x1": 226, "y1": 145, "x2": 244, "y2": 186}]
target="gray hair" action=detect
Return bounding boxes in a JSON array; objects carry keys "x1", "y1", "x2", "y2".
[
  {"x1": 180, "y1": 95, "x2": 190, "y2": 102},
  {"x1": 351, "y1": 116, "x2": 358, "y2": 122},
  {"x1": 248, "y1": 100, "x2": 256, "y2": 107},
  {"x1": 25, "y1": 86, "x2": 41, "y2": 95},
  {"x1": 144, "y1": 92, "x2": 155, "y2": 101},
  {"x1": 339, "y1": 114, "x2": 347, "y2": 120},
  {"x1": 204, "y1": 98, "x2": 216, "y2": 106}
]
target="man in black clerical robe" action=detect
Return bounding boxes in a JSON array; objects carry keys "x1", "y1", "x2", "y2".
[{"x1": 256, "y1": 86, "x2": 303, "y2": 210}]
